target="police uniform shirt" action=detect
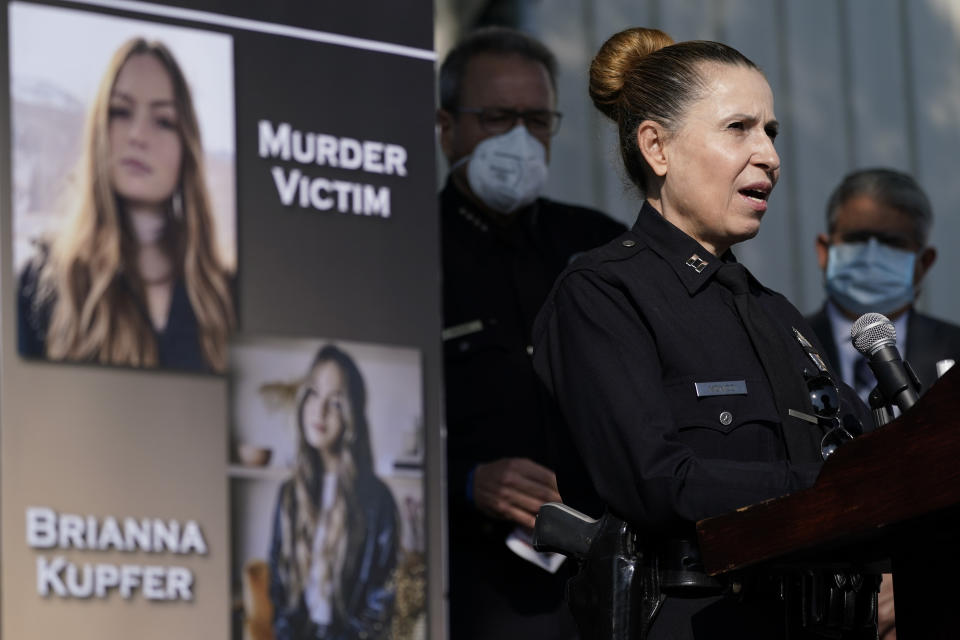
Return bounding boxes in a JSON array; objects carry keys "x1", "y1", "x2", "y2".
[
  {"x1": 533, "y1": 201, "x2": 868, "y2": 536},
  {"x1": 441, "y1": 179, "x2": 625, "y2": 513},
  {"x1": 440, "y1": 179, "x2": 625, "y2": 631}
]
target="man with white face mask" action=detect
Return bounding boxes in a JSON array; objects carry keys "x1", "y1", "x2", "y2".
[
  {"x1": 437, "y1": 26, "x2": 624, "y2": 640},
  {"x1": 806, "y1": 168, "x2": 960, "y2": 639}
]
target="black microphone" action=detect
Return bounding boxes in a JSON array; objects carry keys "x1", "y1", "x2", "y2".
[{"x1": 851, "y1": 312, "x2": 920, "y2": 413}]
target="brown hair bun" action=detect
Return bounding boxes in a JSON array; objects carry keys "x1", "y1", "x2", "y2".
[{"x1": 589, "y1": 27, "x2": 674, "y2": 122}]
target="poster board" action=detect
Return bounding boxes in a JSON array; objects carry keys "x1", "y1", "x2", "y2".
[{"x1": 0, "y1": 1, "x2": 442, "y2": 638}]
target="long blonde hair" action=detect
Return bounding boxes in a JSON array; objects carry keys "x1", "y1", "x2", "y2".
[
  {"x1": 40, "y1": 38, "x2": 234, "y2": 371},
  {"x1": 277, "y1": 345, "x2": 376, "y2": 614}
]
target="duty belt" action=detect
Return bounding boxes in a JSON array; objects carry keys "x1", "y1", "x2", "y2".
[{"x1": 533, "y1": 503, "x2": 880, "y2": 640}]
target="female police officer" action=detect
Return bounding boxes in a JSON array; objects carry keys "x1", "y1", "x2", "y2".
[{"x1": 532, "y1": 28, "x2": 874, "y2": 639}]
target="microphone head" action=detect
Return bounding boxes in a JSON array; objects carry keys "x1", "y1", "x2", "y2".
[{"x1": 851, "y1": 312, "x2": 897, "y2": 355}]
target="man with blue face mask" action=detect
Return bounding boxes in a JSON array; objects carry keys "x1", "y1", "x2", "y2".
[
  {"x1": 807, "y1": 168, "x2": 960, "y2": 403},
  {"x1": 436, "y1": 26, "x2": 624, "y2": 640},
  {"x1": 806, "y1": 168, "x2": 960, "y2": 638}
]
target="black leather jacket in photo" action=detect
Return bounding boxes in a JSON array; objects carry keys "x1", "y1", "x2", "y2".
[{"x1": 268, "y1": 474, "x2": 400, "y2": 640}]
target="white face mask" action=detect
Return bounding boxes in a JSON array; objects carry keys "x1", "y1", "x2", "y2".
[{"x1": 456, "y1": 125, "x2": 548, "y2": 215}]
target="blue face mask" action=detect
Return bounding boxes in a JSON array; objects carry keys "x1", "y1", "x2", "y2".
[{"x1": 825, "y1": 237, "x2": 917, "y2": 316}]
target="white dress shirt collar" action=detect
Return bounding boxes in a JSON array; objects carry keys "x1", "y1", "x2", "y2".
[{"x1": 825, "y1": 300, "x2": 909, "y2": 388}]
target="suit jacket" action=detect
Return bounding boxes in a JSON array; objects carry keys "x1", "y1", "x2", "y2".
[{"x1": 806, "y1": 304, "x2": 960, "y2": 393}]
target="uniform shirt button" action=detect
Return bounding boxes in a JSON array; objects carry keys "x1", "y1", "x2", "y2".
[
  {"x1": 622, "y1": 239, "x2": 636, "y2": 247},
  {"x1": 719, "y1": 411, "x2": 733, "y2": 426},
  {"x1": 526, "y1": 345, "x2": 534, "y2": 356}
]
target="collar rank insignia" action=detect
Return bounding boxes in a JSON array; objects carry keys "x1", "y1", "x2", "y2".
[{"x1": 685, "y1": 253, "x2": 708, "y2": 273}]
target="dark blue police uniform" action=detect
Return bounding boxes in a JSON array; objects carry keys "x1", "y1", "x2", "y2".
[
  {"x1": 441, "y1": 179, "x2": 625, "y2": 639},
  {"x1": 533, "y1": 202, "x2": 870, "y2": 639}
]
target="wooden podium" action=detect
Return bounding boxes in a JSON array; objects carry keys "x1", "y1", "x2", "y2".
[{"x1": 696, "y1": 366, "x2": 960, "y2": 638}]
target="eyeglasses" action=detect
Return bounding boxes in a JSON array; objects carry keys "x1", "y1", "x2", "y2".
[
  {"x1": 819, "y1": 422, "x2": 854, "y2": 460},
  {"x1": 457, "y1": 107, "x2": 564, "y2": 136},
  {"x1": 805, "y1": 373, "x2": 859, "y2": 461},
  {"x1": 806, "y1": 373, "x2": 841, "y2": 420}
]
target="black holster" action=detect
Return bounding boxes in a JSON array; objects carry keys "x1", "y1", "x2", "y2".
[
  {"x1": 533, "y1": 505, "x2": 666, "y2": 640},
  {"x1": 565, "y1": 511, "x2": 664, "y2": 640}
]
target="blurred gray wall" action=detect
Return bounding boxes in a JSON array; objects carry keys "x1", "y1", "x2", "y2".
[{"x1": 437, "y1": 0, "x2": 960, "y2": 323}]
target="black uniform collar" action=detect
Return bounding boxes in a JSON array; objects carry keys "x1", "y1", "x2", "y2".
[
  {"x1": 440, "y1": 177, "x2": 540, "y2": 238},
  {"x1": 631, "y1": 201, "x2": 756, "y2": 296}
]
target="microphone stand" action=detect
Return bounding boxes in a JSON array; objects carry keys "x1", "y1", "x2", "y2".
[
  {"x1": 867, "y1": 386, "x2": 894, "y2": 428},
  {"x1": 866, "y1": 360, "x2": 922, "y2": 429}
]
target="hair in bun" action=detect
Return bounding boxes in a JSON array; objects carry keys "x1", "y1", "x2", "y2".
[
  {"x1": 589, "y1": 28, "x2": 674, "y2": 122},
  {"x1": 589, "y1": 28, "x2": 759, "y2": 193}
]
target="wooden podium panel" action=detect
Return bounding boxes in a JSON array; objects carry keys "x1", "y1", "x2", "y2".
[
  {"x1": 696, "y1": 365, "x2": 960, "y2": 575},
  {"x1": 696, "y1": 367, "x2": 960, "y2": 638}
]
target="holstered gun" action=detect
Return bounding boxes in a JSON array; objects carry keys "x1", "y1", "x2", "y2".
[
  {"x1": 534, "y1": 504, "x2": 880, "y2": 639},
  {"x1": 533, "y1": 503, "x2": 665, "y2": 640}
]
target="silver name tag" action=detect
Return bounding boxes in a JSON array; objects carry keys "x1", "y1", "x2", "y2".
[
  {"x1": 694, "y1": 380, "x2": 748, "y2": 397},
  {"x1": 442, "y1": 319, "x2": 484, "y2": 342}
]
